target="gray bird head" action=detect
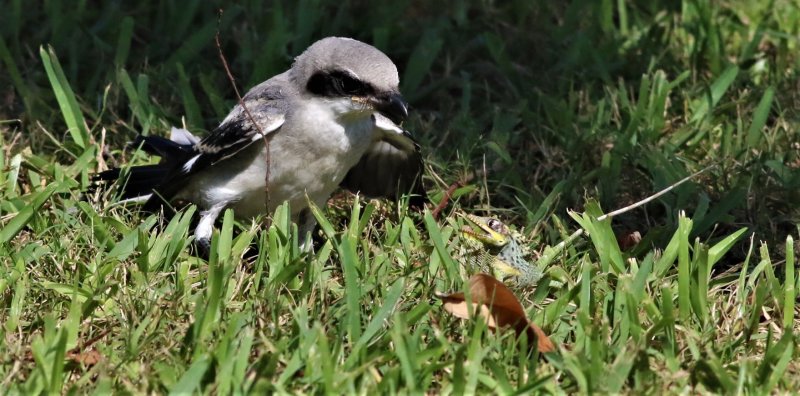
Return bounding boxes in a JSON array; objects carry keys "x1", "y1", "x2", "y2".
[{"x1": 291, "y1": 37, "x2": 409, "y2": 124}]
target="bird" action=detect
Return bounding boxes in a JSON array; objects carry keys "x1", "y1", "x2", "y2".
[
  {"x1": 94, "y1": 37, "x2": 426, "y2": 251},
  {"x1": 457, "y1": 213, "x2": 543, "y2": 287}
]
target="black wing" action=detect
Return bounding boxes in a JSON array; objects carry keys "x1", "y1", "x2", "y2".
[
  {"x1": 192, "y1": 78, "x2": 290, "y2": 169},
  {"x1": 340, "y1": 123, "x2": 426, "y2": 208},
  {"x1": 142, "y1": 76, "x2": 291, "y2": 210}
]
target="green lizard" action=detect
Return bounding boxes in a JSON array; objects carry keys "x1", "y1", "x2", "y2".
[{"x1": 457, "y1": 213, "x2": 543, "y2": 287}]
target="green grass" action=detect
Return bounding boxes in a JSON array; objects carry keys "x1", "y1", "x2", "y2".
[{"x1": 1, "y1": 0, "x2": 800, "y2": 393}]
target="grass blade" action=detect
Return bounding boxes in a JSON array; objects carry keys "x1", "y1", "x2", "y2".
[
  {"x1": 169, "y1": 355, "x2": 211, "y2": 395},
  {"x1": 783, "y1": 235, "x2": 795, "y2": 329},
  {"x1": 746, "y1": 86, "x2": 774, "y2": 147},
  {"x1": 0, "y1": 182, "x2": 60, "y2": 244},
  {"x1": 114, "y1": 16, "x2": 134, "y2": 66},
  {"x1": 40, "y1": 45, "x2": 89, "y2": 150},
  {"x1": 339, "y1": 235, "x2": 363, "y2": 343},
  {"x1": 346, "y1": 278, "x2": 405, "y2": 368},
  {"x1": 676, "y1": 212, "x2": 693, "y2": 321},
  {"x1": 708, "y1": 227, "x2": 748, "y2": 268},
  {"x1": 0, "y1": 37, "x2": 33, "y2": 112},
  {"x1": 690, "y1": 66, "x2": 739, "y2": 123},
  {"x1": 423, "y1": 210, "x2": 458, "y2": 279},
  {"x1": 402, "y1": 30, "x2": 443, "y2": 97}
]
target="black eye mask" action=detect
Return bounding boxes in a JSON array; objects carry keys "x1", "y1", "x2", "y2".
[{"x1": 307, "y1": 70, "x2": 373, "y2": 97}]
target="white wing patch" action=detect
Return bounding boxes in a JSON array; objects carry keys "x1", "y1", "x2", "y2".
[
  {"x1": 114, "y1": 194, "x2": 153, "y2": 206},
  {"x1": 372, "y1": 113, "x2": 403, "y2": 134},
  {"x1": 372, "y1": 113, "x2": 416, "y2": 153},
  {"x1": 170, "y1": 127, "x2": 201, "y2": 145},
  {"x1": 182, "y1": 154, "x2": 201, "y2": 172},
  {"x1": 250, "y1": 114, "x2": 286, "y2": 141}
]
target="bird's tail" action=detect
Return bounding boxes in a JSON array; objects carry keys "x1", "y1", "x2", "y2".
[
  {"x1": 91, "y1": 128, "x2": 198, "y2": 202},
  {"x1": 93, "y1": 164, "x2": 171, "y2": 200}
]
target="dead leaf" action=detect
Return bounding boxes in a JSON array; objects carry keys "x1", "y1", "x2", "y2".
[
  {"x1": 525, "y1": 322, "x2": 556, "y2": 353},
  {"x1": 66, "y1": 349, "x2": 102, "y2": 365},
  {"x1": 437, "y1": 274, "x2": 556, "y2": 353}
]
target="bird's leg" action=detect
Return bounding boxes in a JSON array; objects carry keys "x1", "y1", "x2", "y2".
[
  {"x1": 194, "y1": 202, "x2": 227, "y2": 258},
  {"x1": 297, "y1": 208, "x2": 317, "y2": 253}
]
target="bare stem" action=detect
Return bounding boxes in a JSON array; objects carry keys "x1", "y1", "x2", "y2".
[
  {"x1": 596, "y1": 164, "x2": 715, "y2": 222},
  {"x1": 214, "y1": 9, "x2": 272, "y2": 225}
]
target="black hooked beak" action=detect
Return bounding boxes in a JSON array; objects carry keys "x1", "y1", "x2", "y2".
[{"x1": 372, "y1": 92, "x2": 409, "y2": 124}]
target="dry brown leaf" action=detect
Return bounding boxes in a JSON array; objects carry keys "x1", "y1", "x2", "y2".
[
  {"x1": 437, "y1": 274, "x2": 556, "y2": 353},
  {"x1": 66, "y1": 349, "x2": 102, "y2": 365},
  {"x1": 525, "y1": 322, "x2": 556, "y2": 353}
]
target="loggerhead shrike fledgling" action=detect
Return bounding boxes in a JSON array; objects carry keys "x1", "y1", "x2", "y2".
[{"x1": 96, "y1": 37, "x2": 426, "y2": 250}]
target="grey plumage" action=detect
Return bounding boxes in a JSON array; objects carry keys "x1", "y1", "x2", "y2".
[
  {"x1": 289, "y1": 37, "x2": 401, "y2": 95},
  {"x1": 95, "y1": 37, "x2": 425, "y2": 250}
]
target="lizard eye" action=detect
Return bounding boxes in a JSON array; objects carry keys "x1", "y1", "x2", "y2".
[{"x1": 487, "y1": 219, "x2": 504, "y2": 232}]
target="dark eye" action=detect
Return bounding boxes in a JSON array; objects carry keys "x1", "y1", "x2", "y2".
[
  {"x1": 306, "y1": 71, "x2": 367, "y2": 97},
  {"x1": 334, "y1": 74, "x2": 363, "y2": 95},
  {"x1": 488, "y1": 219, "x2": 503, "y2": 232}
]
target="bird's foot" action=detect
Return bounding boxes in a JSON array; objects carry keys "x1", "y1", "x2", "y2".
[{"x1": 193, "y1": 237, "x2": 211, "y2": 260}]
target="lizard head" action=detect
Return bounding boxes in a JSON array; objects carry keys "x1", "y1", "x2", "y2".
[
  {"x1": 457, "y1": 213, "x2": 543, "y2": 287},
  {"x1": 458, "y1": 213, "x2": 511, "y2": 249}
]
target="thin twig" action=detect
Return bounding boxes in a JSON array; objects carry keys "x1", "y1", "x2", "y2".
[
  {"x1": 430, "y1": 165, "x2": 494, "y2": 220},
  {"x1": 4, "y1": 130, "x2": 22, "y2": 159},
  {"x1": 214, "y1": 9, "x2": 272, "y2": 221},
  {"x1": 72, "y1": 328, "x2": 114, "y2": 353},
  {"x1": 431, "y1": 180, "x2": 463, "y2": 220},
  {"x1": 20, "y1": 327, "x2": 113, "y2": 363},
  {"x1": 596, "y1": 164, "x2": 715, "y2": 222},
  {"x1": 97, "y1": 127, "x2": 107, "y2": 172},
  {"x1": 481, "y1": 154, "x2": 490, "y2": 209}
]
